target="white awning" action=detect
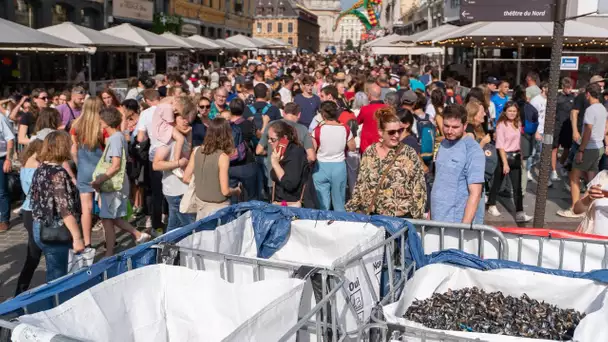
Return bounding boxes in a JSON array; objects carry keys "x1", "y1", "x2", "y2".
[
  {"x1": 102, "y1": 24, "x2": 186, "y2": 50},
  {"x1": 370, "y1": 46, "x2": 444, "y2": 56},
  {"x1": 0, "y1": 17, "x2": 89, "y2": 52},
  {"x1": 39, "y1": 22, "x2": 136, "y2": 51},
  {"x1": 161, "y1": 32, "x2": 215, "y2": 50},
  {"x1": 187, "y1": 35, "x2": 223, "y2": 50},
  {"x1": 226, "y1": 34, "x2": 265, "y2": 49}
]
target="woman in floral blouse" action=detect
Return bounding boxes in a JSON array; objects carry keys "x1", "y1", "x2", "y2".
[
  {"x1": 30, "y1": 131, "x2": 84, "y2": 282},
  {"x1": 346, "y1": 107, "x2": 427, "y2": 218}
]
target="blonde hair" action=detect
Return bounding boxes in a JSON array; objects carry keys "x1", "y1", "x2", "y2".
[{"x1": 73, "y1": 97, "x2": 103, "y2": 150}]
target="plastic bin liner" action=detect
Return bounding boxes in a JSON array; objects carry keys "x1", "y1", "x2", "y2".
[
  {"x1": 12, "y1": 264, "x2": 305, "y2": 342},
  {"x1": 177, "y1": 211, "x2": 386, "y2": 332},
  {"x1": 382, "y1": 264, "x2": 608, "y2": 342}
]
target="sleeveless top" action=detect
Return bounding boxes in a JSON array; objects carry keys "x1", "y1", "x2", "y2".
[{"x1": 194, "y1": 149, "x2": 228, "y2": 203}]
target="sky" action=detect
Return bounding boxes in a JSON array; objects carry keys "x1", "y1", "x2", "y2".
[{"x1": 340, "y1": 0, "x2": 358, "y2": 11}]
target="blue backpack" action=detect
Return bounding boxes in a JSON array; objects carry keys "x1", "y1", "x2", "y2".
[
  {"x1": 417, "y1": 114, "x2": 436, "y2": 164},
  {"x1": 247, "y1": 103, "x2": 271, "y2": 134},
  {"x1": 523, "y1": 104, "x2": 540, "y2": 135}
]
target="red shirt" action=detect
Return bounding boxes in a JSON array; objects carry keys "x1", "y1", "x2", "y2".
[
  {"x1": 338, "y1": 110, "x2": 356, "y2": 125},
  {"x1": 344, "y1": 91, "x2": 355, "y2": 102},
  {"x1": 357, "y1": 101, "x2": 387, "y2": 154}
]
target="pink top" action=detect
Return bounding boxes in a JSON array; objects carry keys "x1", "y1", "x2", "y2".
[
  {"x1": 151, "y1": 103, "x2": 174, "y2": 144},
  {"x1": 495, "y1": 121, "x2": 521, "y2": 152}
]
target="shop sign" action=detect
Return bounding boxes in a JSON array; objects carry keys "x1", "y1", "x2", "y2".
[
  {"x1": 560, "y1": 56, "x2": 579, "y2": 71},
  {"x1": 181, "y1": 23, "x2": 199, "y2": 36},
  {"x1": 113, "y1": 0, "x2": 154, "y2": 22},
  {"x1": 460, "y1": 0, "x2": 553, "y2": 22}
]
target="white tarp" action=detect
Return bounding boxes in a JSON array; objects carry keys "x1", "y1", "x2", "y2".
[
  {"x1": 417, "y1": 226, "x2": 608, "y2": 272},
  {"x1": 12, "y1": 264, "x2": 305, "y2": 342},
  {"x1": 383, "y1": 264, "x2": 608, "y2": 342},
  {"x1": 177, "y1": 212, "x2": 385, "y2": 334}
]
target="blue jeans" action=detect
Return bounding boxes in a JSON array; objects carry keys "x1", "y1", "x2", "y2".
[
  {"x1": 0, "y1": 156, "x2": 9, "y2": 223},
  {"x1": 229, "y1": 162, "x2": 259, "y2": 203},
  {"x1": 165, "y1": 195, "x2": 195, "y2": 231},
  {"x1": 313, "y1": 161, "x2": 347, "y2": 211},
  {"x1": 33, "y1": 221, "x2": 69, "y2": 282}
]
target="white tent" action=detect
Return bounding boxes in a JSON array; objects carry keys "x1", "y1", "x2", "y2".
[
  {"x1": 214, "y1": 39, "x2": 243, "y2": 51},
  {"x1": 403, "y1": 24, "x2": 459, "y2": 43},
  {"x1": 187, "y1": 35, "x2": 223, "y2": 50},
  {"x1": 363, "y1": 33, "x2": 404, "y2": 48},
  {"x1": 39, "y1": 22, "x2": 136, "y2": 50},
  {"x1": 431, "y1": 20, "x2": 608, "y2": 44},
  {"x1": 161, "y1": 32, "x2": 216, "y2": 50},
  {"x1": 0, "y1": 17, "x2": 88, "y2": 52},
  {"x1": 226, "y1": 34, "x2": 265, "y2": 49},
  {"x1": 370, "y1": 45, "x2": 444, "y2": 56},
  {"x1": 102, "y1": 24, "x2": 185, "y2": 50}
]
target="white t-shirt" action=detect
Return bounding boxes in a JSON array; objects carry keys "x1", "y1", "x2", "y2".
[
  {"x1": 530, "y1": 95, "x2": 547, "y2": 135},
  {"x1": 161, "y1": 141, "x2": 189, "y2": 197},
  {"x1": 134, "y1": 105, "x2": 162, "y2": 161},
  {"x1": 279, "y1": 87, "x2": 293, "y2": 104},
  {"x1": 313, "y1": 124, "x2": 352, "y2": 162}
]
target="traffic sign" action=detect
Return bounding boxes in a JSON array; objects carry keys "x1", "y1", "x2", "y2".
[
  {"x1": 460, "y1": 0, "x2": 554, "y2": 22},
  {"x1": 560, "y1": 56, "x2": 579, "y2": 71}
]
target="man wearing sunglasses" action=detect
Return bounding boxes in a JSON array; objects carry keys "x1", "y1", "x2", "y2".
[
  {"x1": 431, "y1": 104, "x2": 485, "y2": 225},
  {"x1": 57, "y1": 86, "x2": 85, "y2": 130}
]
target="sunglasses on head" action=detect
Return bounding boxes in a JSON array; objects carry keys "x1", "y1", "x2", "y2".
[{"x1": 386, "y1": 128, "x2": 405, "y2": 136}]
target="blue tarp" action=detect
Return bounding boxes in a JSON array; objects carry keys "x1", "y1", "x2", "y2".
[{"x1": 2, "y1": 201, "x2": 608, "y2": 317}]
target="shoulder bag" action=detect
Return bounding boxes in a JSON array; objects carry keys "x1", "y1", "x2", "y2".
[
  {"x1": 40, "y1": 218, "x2": 72, "y2": 244},
  {"x1": 364, "y1": 144, "x2": 403, "y2": 215},
  {"x1": 180, "y1": 147, "x2": 200, "y2": 214},
  {"x1": 92, "y1": 145, "x2": 126, "y2": 192}
]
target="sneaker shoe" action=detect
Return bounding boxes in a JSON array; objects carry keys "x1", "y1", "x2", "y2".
[
  {"x1": 559, "y1": 167, "x2": 569, "y2": 178},
  {"x1": 550, "y1": 170, "x2": 561, "y2": 182},
  {"x1": 92, "y1": 220, "x2": 104, "y2": 232},
  {"x1": 564, "y1": 182, "x2": 571, "y2": 193},
  {"x1": 515, "y1": 211, "x2": 533, "y2": 223},
  {"x1": 556, "y1": 208, "x2": 584, "y2": 218},
  {"x1": 487, "y1": 205, "x2": 501, "y2": 217},
  {"x1": 136, "y1": 232, "x2": 151, "y2": 244},
  {"x1": 527, "y1": 170, "x2": 534, "y2": 182},
  {"x1": 12, "y1": 205, "x2": 22, "y2": 215},
  {"x1": 0, "y1": 222, "x2": 8, "y2": 232}
]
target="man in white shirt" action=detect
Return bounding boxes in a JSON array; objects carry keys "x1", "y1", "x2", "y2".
[
  {"x1": 0, "y1": 114, "x2": 14, "y2": 232},
  {"x1": 278, "y1": 75, "x2": 294, "y2": 105},
  {"x1": 530, "y1": 82, "x2": 548, "y2": 171}
]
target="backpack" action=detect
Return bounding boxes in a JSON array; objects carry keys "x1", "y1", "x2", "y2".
[
  {"x1": 229, "y1": 122, "x2": 248, "y2": 164},
  {"x1": 313, "y1": 123, "x2": 351, "y2": 154},
  {"x1": 247, "y1": 103, "x2": 271, "y2": 135},
  {"x1": 417, "y1": 114, "x2": 436, "y2": 163}
]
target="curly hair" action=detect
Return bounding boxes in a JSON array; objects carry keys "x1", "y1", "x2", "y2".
[
  {"x1": 374, "y1": 106, "x2": 399, "y2": 131},
  {"x1": 201, "y1": 117, "x2": 234, "y2": 155}
]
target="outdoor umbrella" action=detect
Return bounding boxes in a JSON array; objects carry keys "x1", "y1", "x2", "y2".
[
  {"x1": 39, "y1": 22, "x2": 137, "y2": 51},
  {"x1": 0, "y1": 17, "x2": 88, "y2": 52},
  {"x1": 102, "y1": 23, "x2": 186, "y2": 50}
]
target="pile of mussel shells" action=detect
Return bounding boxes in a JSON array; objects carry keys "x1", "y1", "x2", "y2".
[{"x1": 404, "y1": 287, "x2": 585, "y2": 340}]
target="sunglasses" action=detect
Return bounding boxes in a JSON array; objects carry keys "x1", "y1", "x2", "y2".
[
  {"x1": 268, "y1": 137, "x2": 279, "y2": 143},
  {"x1": 38, "y1": 96, "x2": 48, "y2": 100},
  {"x1": 199, "y1": 105, "x2": 210, "y2": 110},
  {"x1": 386, "y1": 128, "x2": 405, "y2": 136}
]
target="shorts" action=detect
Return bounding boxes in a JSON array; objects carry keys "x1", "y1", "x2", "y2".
[
  {"x1": 573, "y1": 148, "x2": 604, "y2": 173},
  {"x1": 554, "y1": 119, "x2": 573, "y2": 149}
]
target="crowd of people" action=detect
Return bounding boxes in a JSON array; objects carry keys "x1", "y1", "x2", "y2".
[{"x1": 1, "y1": 53, "x2": 607, "y2": 292}]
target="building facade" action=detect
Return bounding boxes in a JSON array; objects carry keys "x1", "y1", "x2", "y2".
[
  {"x1": 0, "y1": 0, "x2": 104, "y2": 29},
  {"x1": 170, "y1": 0, "x2": 255, "y2": 38},
  {"x1": 338, "y1": 16, "x2": 363, "y2": 50},
  {"x1": 300, "y1": 0, "x2": 340, "y2": 52},
  {"x1": 253, "y1": 0, "x2": 319, "y2": 52}
]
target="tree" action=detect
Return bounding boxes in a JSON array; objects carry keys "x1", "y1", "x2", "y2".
[{"x1": 345, "y1": 39, "x2": 354, "y2": 51}]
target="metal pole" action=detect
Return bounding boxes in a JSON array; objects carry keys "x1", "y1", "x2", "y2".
[
  {"x1": 533, "y1": 0, "x2": 567, "y2": 228},
  {"x1": 516, "y1": 44, "x2": 523, "y2": 85},
  {"x1": 472, "y1": 58, "x2": 477, "y2": 87}
]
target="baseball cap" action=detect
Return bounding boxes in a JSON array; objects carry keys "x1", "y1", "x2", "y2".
[
  {"x1": 401, "y1": 90, "x2": 418, "y2": 105},
  {"x1": 486, "y1": 76, "x2": 500, "y2": 85},
  {"x1": 590, "y1": 75, "x2": 605, "y2": 84}
]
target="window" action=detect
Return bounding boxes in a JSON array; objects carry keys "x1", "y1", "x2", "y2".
[
  {"x1": 267, "y1": 22, "x2": 272, "y2": 32},
  {"x1": 234, "y1": 0, "x2": 243, "y2": 13},
  {"x1": 265, "y1": 7, "x2": 273, "y2": 15},
  {"x1": 209, "y1": 0, "x2": 214, "y2": 8},
  {"x1": 14, "y1": 0, "x2": 34, "y2": 27},
  {"x1": 81, "y1": 9, "x2": 94, "y2": 28},
  {"x1": 51, "y1": 4, "x2": 69, "y2": 25},
  {"x1": 277, "y1": 22, "x2": 282, "y2": 33},
  {"x1": 278, "y1": 6, "x2": 285, "y2": 15},
  {"x1": 256, "y1": 7, "x2": 263, "y2": 15},
  {"x1": 257, "y1": 22, "x2": 262, "y2": 33},
  {"x1": 288, "y1": 37, "x2": 293, "y2": 45},
  {"x1": 288, "y1": 22, "x2": 293, "y2": 33},
  {"x1": 450, "y1": 0, "x2": 460, "y2": 6}
]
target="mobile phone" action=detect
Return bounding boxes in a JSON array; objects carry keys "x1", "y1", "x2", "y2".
[{"x1": 275, "y1": 136, "x2": 289, "y2": 157}]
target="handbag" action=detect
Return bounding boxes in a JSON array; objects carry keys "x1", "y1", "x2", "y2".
[
  {"x1": 92, "y1": 145, "x2": 126, "y2": 192},
  {"x1": 40, "y1": 218, "x2": 72, "y2": 244},
  {"x1": 180, "y1": 147, "x2": 199, "y2": 214},
  {"x1": 272, "y1": 182, "x2": 306, "y2": 208},
  {"x1": 483, "y1": 143, "x2": 498, "y2": 180},
  {"x1": 68, "y1": 247, "x2": 96, "y2": 274},
  {"x1": 364, "y1": 144, "x2": 403, "y2": 215}
]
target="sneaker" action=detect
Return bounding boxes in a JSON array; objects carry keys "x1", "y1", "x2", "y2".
[
  {"x1": 556, "y1": 208, "x2": 584, "y2": 218},
  {"x1": 162, "y1": 214, "x2": 168, "y2": 225},
  {"x1": 487, "y1": 205, "x2": 501, "y2": 217},
  {"x1": 559, "y1": 167, "x2": 569, "y2": 178},
  {"x1": 527, "y1": 170, "x2": 534, "y2": 182},
  {"x1": 136, "y1": 232, "x2": 151, "y2": 244},
  {"x1": 550, "y1": 170, "x2": 561, "y2": 182},
  {"x1": 564, "y1": 182, "x2": 571, "y2": 193},
  {"x1": 12, "y1": 205, "x2": 22, "y2": 215},
  {"x1": 92, "y1": 220, "x2": 104, "y2": 232},
  {"x1": 515, "y1": 211, "x2": 533, "y2": 223}
]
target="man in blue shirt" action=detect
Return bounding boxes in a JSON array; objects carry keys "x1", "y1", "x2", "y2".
[
  {"x1": 491, "y1": 80, "x2": 510, "y2": 124},
  {"x1": 431, "y1": 104, "x2": 485, "y2": 224}
]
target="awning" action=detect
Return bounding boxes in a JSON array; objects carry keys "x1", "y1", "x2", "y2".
[
  {"x1": 0, "y1": 17, "x2": 89, "y2": 52},
  {"x1": 363, "y1": 34, "x2": 404, "y2": 48},
  {"x1": 226, "y1": 34, "x2": 265, "y2": 49},
  {"x1": 102, "y1": 23, "x2": 186, "y2": 50},
  {"x1": 404, "y1": 24, "x2": 459, "y2": 43},
  {"x1": 370, "y1": 46, "x2": 444, "y2": 56},
  {"x1": 254, "y1": 37, "x2": 290, "y2": 48},
  {"x1": 430, "y1": 20, "x2": 608, "y2": 46},
  {"x1": 160, "y1": 32, "x2": 216, "y2": 50},
  {"x1": 214, "y1": 39, "x2": 243, "y2": 51},
  {"x1": 38, "y1": 21, "x2": 137, "y2": 51},
  {"x1": 187, "y1": 35, "x2": 223, "y2": 50}
]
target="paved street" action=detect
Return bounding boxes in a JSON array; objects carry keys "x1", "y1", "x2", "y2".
[{"x1": 0, "y1": 172, "x2": 582, "y2": 304}]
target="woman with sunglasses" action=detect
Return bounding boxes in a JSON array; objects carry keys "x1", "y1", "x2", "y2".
[
  {"x1": 191, "y1": 95, "x2": 211, "y2": 147},
  {"x1": 18, "y1": 88, "x2": 48, "y2": 145},
  {"x1": 346, "y1": 107, "x2": 426, "y2": 218},
  {"x1": 486, "y1": 101, "x2": 533, "y2": 222}
]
